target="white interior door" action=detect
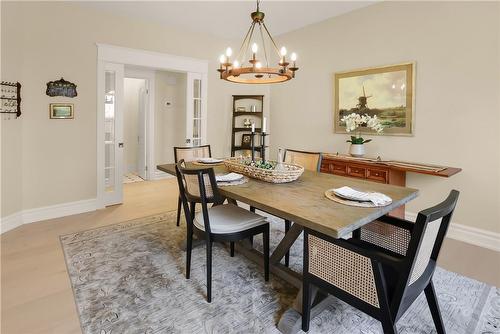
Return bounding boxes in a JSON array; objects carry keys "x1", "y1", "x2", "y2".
[
  {"x1": 137, "y1": 85, "x2": 147, "y2": 179},
  {"x1": 186, "y1": 72, "x2": 207, "y2": 146},
  {"x1": 103, "y1": 62, "x2": 124, "y2": 206}
]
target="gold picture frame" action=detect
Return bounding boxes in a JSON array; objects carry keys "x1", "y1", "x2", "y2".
[
  {"x1": 334, "y1": 62, "x2": 415, "y2": 136},
  {"x1": 49, "y1": 103, "x2": 74, "y2": 119}
]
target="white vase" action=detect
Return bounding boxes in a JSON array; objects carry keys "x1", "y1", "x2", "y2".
[{"x1": 349, "y1": 144, "x2": 365, "y2": 157}]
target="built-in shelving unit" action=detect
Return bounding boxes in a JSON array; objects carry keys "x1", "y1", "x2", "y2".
[{"x1": 231, "y1": 95, "x2": 264, "y2": 157}]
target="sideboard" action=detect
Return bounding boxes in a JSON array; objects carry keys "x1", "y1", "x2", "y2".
[{"x1": 320, "y1": 153, "x2": 461, "y2": 218}]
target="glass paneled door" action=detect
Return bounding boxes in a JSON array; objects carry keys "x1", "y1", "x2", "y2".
[
  {"x1": 186, "y1": 72, "x2": 206, "y2": 147},
  {"x1": 102, "y1": 62, "x2": 124, "y2": 206}
]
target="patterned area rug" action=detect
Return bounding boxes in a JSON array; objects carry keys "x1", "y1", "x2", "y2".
[{"x1": 60, "y1": 212, "x2": 500, "y2": 334}]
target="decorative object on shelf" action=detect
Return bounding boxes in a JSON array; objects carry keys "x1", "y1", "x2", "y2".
[
  {"x1": 46, "y1": 77, "x2": 77, "y2": 98},
  {"x1": 49, "y1": 103, "x2": 74, "y2": 119},
  {"x1": 1, "y1": 81, "x2": 22, "y2": 119},
  {"x1": 334, "y1": 62, "x2": 414, "y2": 136},
  {"x1": 241, "y1": 134, "x2": 252, "y2": 148},
  {"x1": 243, "y1": 118, "x2": 253, "y2": 128},
  {"x1": 224, "y1": 157, "x2": 304, "y2": 183},
  {"x1": 250, "y1": 105, "x2": 257, "y2": 112},
  {"x1": 341, "y1": 113, "x2": 384, "y2": 157},
  {"x1": 231, "y1": 95, "x2": 265, "y2": 157},
  {"x1": 217, "y1": 0, "x2": 299, "y2": 84}
]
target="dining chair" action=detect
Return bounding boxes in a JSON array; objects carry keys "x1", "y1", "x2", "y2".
[
  {"x1": 283, "y1": 148, "x2": 322, "y2": 172},
  {"x1": 250, "y1": 148, "x2": 322, "y2": 267},
  {"x1": 173, "y1": 145, "x2": 211, "y2": 227},
  {"x1": 175, "y1": 160, "x2": 270, "y2": 303},
  {"x1": 302, "y1": 190, "x2": 460, "y2": 333}
]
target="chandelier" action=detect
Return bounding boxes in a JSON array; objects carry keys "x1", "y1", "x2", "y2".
[{"x1": 217, "y1": 0, "x2": 299, "y2": 84}]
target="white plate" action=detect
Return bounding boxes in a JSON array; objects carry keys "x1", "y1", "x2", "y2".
[
  {"x1": 216, "y1": 172, "x2": 244, "y2": 182},
  {"x1": 197, "y1": 158, "x2": 223, "y2": 164}
]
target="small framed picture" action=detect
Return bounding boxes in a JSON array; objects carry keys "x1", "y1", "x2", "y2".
[
  {"x1": 241, "y1": 134, "x2": 252, "y2": 148},
  {"x1": 50, "y1": 103, "x2": 74, "y2": 119}
]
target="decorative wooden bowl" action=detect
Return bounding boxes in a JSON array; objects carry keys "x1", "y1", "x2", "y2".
[{"x1": 224, "y1": 157, "x2": 304, "y2": 183}]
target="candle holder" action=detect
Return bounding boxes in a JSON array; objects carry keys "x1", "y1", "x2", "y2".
[
  {"x1": 260, "y1": 132, "x2": 268, "y2": 163},
  {"x1": 250, "y1": 131, "x2": 256, "y2": 163}
]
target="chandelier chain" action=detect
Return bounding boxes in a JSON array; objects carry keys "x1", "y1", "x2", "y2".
[
  {"x1": 258, "y1": 22, "x2": 270, "y2": 68},
  {"x1": 235, "y1": 21, "x2": 255, "y2": 64},
  {"x1": 261, "y1": 22, "x2": 282, "y2": 58}
]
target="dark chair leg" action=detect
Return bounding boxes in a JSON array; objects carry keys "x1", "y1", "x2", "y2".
[
  {"x1": 302, "y1": 279, "x2": 311, "y2": 332},
  {"x1": 263, "y1": 225, "x2": 270, "y2": 281},
  {"x1": 425, "y1": 280, "x2": 446, "y2": 334},
  {"x1": 379, "y1": 302, "x2": 397, "y2": 334},
  {"x1": 206, "y1": 238, "x2": 212, "y2": 303},
  {"x1": 186, "y1": 225, "x2": 193, "y2": 279},
  {"x1": 230, "y1": 241, "x2": 235, "y2": 257},
  {"x1": 249, "y1": 206, "x2": 255, "y2": 247},
  {"x1": 176, "y1": 197, "x2": 182, "y2": 226},
  {"x1": 284, "y1": 220, "x2": 291, "y2": 267}
]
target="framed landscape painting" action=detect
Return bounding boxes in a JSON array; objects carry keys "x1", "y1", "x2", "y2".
[{"x1": 334, "y1": 62, "x2": 415, "y2": 136}]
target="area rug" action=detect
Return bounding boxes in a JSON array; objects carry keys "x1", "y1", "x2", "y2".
[{"x1": 60, "y1": 212, "x2": 500, "y2": 334}]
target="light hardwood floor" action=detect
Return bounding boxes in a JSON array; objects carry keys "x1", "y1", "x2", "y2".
[{"x1": 1, "y1": 178, "x2": 499, "y2": 334}]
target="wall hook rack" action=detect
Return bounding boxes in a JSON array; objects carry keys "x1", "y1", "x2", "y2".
[{"x1": 1, "y1": 81, "x2": 22, "y2": 119}]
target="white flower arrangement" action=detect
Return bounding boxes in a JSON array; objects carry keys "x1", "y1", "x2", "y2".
[{"x1": 340, "y1": 113, "x2": 384, "y2": 144}]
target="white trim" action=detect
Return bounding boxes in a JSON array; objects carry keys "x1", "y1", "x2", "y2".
[
  {"x1": 1, "y1": 212, "x2": 23, "y2": 234},
  {"x1": 0, "y1": 199, "x2": 98, "y2": 234},
  {"x1": 405, "y1": 211, "x2": 500, "y2": 252},
  {"x1": 97, "y1": 44, "x2": 209, "y2": 74}
]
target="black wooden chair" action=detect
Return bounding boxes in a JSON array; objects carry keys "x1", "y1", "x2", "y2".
[
  {"x1": 250, "y1": 149, "x2": 322, "y2": 267},
  {"x1": 302, "y1": 190, "x2": 460, "y2": 333},
  {"x1": 175, "y1": 160, "x2": 270, "y2": 303},
  {"x1": 173, "y1": 145, "x2": 211, "y2": 227}
]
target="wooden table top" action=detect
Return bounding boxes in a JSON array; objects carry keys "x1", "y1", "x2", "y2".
[{"x1": 158, "y1": 163, "x2": 419, "y2": 239}]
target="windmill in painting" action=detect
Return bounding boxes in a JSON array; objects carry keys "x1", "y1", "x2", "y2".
[{"x1": 334, "y1": 63, "x2": 414, "y2": 135}]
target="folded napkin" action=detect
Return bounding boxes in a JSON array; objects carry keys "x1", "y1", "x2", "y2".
[
  {"x1": 333, "y1": 186, "x2": 392, "y2": 206},
  {"x1": 216, "y1": 173, "x2": 244, "y2": 182},
  {"x1": 198, "y1": 158, "x2": 223, "y2": 164}
]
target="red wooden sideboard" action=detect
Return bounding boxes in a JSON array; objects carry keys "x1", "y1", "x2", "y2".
[{"x1": 320, "y1": 153, "x2": 461, "y2": 218}]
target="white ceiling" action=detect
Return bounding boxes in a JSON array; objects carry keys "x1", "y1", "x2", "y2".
[{"x1": 79, "y1": 1, "x2": 375, "y2": 39}]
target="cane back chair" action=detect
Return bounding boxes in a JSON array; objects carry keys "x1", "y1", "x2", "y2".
[
  {"x1": 175, "y1": 160, "x2": 270, "y2": 303},
  {"x1": 302, "y1": 190, "x2": 460, "y2": 333},
  {"x1": 173, "y1": 145, "x2": 211, "y2": 226}
]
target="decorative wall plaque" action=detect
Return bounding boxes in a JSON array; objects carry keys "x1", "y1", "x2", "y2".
[{"x1": 46, "y1": 77, "x2": 77, "y2": 98}]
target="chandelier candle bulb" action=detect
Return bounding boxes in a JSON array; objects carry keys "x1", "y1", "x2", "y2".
[
  {"x1": 262, "y1": 117, "x2": 267, "y2": 133},
  {"x1": 226, "y1": 47, "x2": 233, "y2": 58}
]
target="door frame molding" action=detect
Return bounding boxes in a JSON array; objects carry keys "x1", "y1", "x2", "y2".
[{"x1": 96, "y1": 44, "x2": 209, "y2": 209}]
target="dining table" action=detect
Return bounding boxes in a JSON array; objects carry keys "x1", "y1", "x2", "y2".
[{"x1": 157, "y1": 161, "x2": 419, "y2": 334}]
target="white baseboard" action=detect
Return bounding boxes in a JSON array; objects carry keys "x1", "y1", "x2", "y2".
[
  {"x1": 154, "y1": 170, "x2": 174, "y2": 180},
  {"x1": 405, "y1": 211, "x2": 500, "y2": 252},
  {"x1": 0, "y1": 198, "x2": 97, "y2": 234},
  {"x1": 1, "y1": 212, "x2": 24, "y2": 234}
]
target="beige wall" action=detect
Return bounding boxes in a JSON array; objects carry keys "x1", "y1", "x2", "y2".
[
  {"x1": 270, "y1": 1, "x2": 500, "y2": 233},
  {"x1": 0, "y1": 2, "x2": 269, "y2": 217},
  {"x1": 155, "y1": 71, "x2": 186, "y2": 166}
]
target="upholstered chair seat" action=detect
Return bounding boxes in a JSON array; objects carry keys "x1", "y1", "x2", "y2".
[{"x1": 194, "y1": 204, "x2": 267, "y2": 234}]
